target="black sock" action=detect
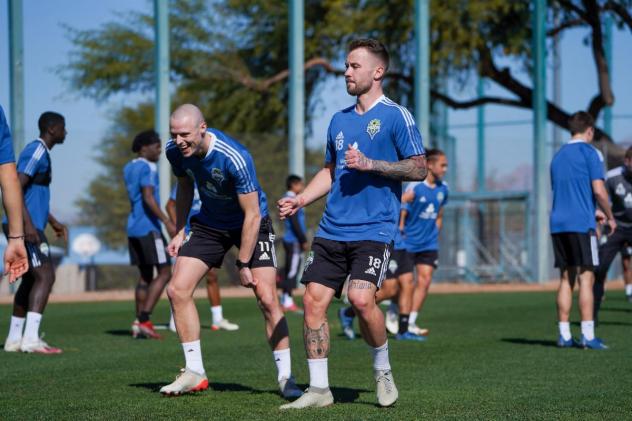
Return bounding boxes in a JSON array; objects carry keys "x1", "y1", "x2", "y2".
[
  {"x1": 398, "y1": 314, "x2": 409, "y2": 334},
  {"x1": 139, "y1": 311, "x2": 151, "y2": 323},
  {"x1": 344, "y1": 307, "x2": 356, "y2": 318}
]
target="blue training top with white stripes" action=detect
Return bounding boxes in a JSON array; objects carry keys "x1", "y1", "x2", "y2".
[
  {"x1": 166, "y1": 128, "x2": 268, "y2": 230},
  {"x1": 316, "y1": 95, "x2": 425, "y2": 243}
]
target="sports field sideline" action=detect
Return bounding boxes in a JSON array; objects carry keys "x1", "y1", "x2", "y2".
[{"x1": 1, "y1": 289, "x2": 631, "y2": 420}]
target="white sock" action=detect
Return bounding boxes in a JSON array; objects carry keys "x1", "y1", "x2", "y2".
[
  {"x1": 371, "y1": 341, "x2": 391, "y2": 371},
  {"x1": 307, "y1": 358, "x2": 329, "y2": 389},
  {"x1": 581, "y1": 320, "x2": 595, "y2": 341},
  {"x1": 211, "y1": 306, "x2": 223, "y2": 325},
  {"x1": 23, "y1": 312, "x2": 42, "y2": 341},
  {"x1": 182, "y1": 340, "x2": 205, "y2": 374},
  {"x1": 273, "y1": 348, "x2": 292, "y2": 381},
  {"x1": 558, "y1": 321, "x2": 571, "y2": 341},
  {"x1": 7, "y1": 316, "x2": 25, "y2": 342},
  {"x1": 626, "y1": 284, "x2": 632, "y2": 296},
  {"x1": 409, "y1": 311, "x2": 418, "y2": 326}
]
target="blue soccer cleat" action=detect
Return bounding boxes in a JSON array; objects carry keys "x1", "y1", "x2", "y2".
[
  {"x1": 338, "y1": 307, "x2": 356, "y2": 340},
  {"x1": 557, "y1": 335, "x2": 574, "y2": 348},
  {"x1": 580, "y1": 335, "x2": 609, "y2": 350},
  {"x1": 395, "y1": 331, "x2": 426, "y2": 342}
]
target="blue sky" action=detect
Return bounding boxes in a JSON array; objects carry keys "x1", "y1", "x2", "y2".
[{"x1": 1, "y1": 0, "x2": 631, "y2": 220}]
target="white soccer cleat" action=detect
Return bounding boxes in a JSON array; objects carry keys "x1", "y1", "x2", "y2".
[
  {"x1": 279, "y1": 375, "x2": 303, "y2": 399},
  {"x1": 131, "y1": 320, "x2": 141, "y2": 338},
  {"x1": 20, "y1": 337, "x2": 62, "y2": 354},
  {"x1": 375, "y1": 369, "x2": 398, "y2": 407},
  {"x1": 160, "y1": 368, "x2": 209, "y2": 396},
  {"x1": 279, "y1": 386, "x2": 334, "y2": 409},
  {"x1": 4, "y1": 338, "x2": 22, "y2": 352},
  {"x1": 211, "y1": 319, "x2": 239, "y2": 331},
  {"x1": 385, "y1": 310, "x2": 399, "y2": 335},
  {"x1": 408, "y1": 324, "x2": 429, "y2": 336}
]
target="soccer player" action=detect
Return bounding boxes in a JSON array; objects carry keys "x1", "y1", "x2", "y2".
[
  {"x1": 594, "y1": 146, "x2": 632, "y2": 319},
  {"x1": 401, "y1": 148, "x2": 448, "y2": 335},
  {"x1": 0, "y1": 105, "x2": 28, "y2": 290},
  {"x1": 278, "y1": 39, "x2": 426, "y2": 409},
  {"x1": 550, "y1": 111, "x2": 614, "y2": 350},
  {"x1": 280, "y1": 174, "x2": 308, "y2": 312},
  {"x1": 3, "y1": 112, "x2": 68, "y2": 354},
  {"x1": 124, "y1": 130, "x2": 175, "y2": 339},
  {"x1": 160, "y1": 104, "x2": 302, "y2": 399},
  {"x1": 166, "y1": 184, "x2": 239, "y2": 331}
]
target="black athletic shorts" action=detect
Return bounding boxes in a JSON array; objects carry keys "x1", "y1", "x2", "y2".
[
  {"x1": 179, "y1": 215, "x2": 277, "y2": 269},
  {"x1": 413, "y1": 250, "x2": 439, "y2": 269},
  {"x1": 3, "y1": 224, "x2": 50, "y2": 269},
  {"x1": 551, "y1": 231, "x2": 599, "y2": 269},
  {"x1": 301, "y1": 237, "x2": 391, "y2": 298},
  {"x1": 128, "y1": 231, "x2": 171, "y2": 267},
  {"x1": 386, "y1": 248, "x2": 414, "y2": 278}
]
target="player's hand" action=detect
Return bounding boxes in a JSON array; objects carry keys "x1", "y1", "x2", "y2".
[
  {"x1": 24, "y1": 224, "x2": 40, "y2": 245},
  {"x1": 51, "y1": 221, "x2": 68, "y2": 243},
  {"x1": 345, "y1": 144, "x2": 372, "y2": 171},
  {"x1": 167, "y1": 230, "x2": 185, "y2": 257},
  {"x1": 238, "y1": 267, "x2": 257, "y2": 288},
  {"x1": 3, "y1": 238, "x2": 28, "y2": 283},
  {"x1": 165, "y1": 220, "x2": 177, "y2": 238},
  {"x1": 595, "y1": 209, "x2": 606, "y2": 225},
  {"x1": 277, "y1": 196, "x2": 301, "y2": 220},
  {"x1": 608, "y1": 218, "x2": 617, "y2": 235}
]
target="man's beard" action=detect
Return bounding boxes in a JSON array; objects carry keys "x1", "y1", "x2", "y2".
[{"x1": 346, "y1": 80, "x2": 371, "y2": 96}]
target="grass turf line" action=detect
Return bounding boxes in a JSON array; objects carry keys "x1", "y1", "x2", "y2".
[{"x1": 1, "y1": 291, "x2": 631, "y2": 420}]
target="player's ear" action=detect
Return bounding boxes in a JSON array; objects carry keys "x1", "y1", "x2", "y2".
[{"x1": 374, "y1": 64, "x2": 385, "y2": 81}]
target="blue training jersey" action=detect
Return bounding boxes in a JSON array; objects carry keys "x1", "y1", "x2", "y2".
[
  {"x1": 166, "y1": 128, "x2": 268, "y2": 230},
  {"x1": 0, "y1": 106, "x2": 16, "y2": 165},
  {"x1": 3, "y1": 140, "x2": 52, "y2": 231},
  {"x1": 283, "y1": 191, "x2": 307, "y2": 243},
  {"x1": 550, "y1": 139, "x2": 604, "y2": 234},
  {"x1": 123, "y1": 158, "x2": 161, "y2": 237},
  {"x1": 316, "y1": 95, "x2": 425, "y2": 242},
  {"x1": 170, "y1": 183, "x2": 202, "y2": 232},
  {"x1": 403, "y1": 180, "x2": 449, "y2": 253}
]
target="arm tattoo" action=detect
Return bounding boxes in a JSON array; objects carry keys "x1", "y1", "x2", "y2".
[
  {"x1": 304, "y1": 322, "x2": 330, "y2": 359},
  {"x1": 368, "y1": 155, "x2": 427, "y2": 181},
  {"x1": 349, "y1": 279, "x2": 374, "y2": 290}
]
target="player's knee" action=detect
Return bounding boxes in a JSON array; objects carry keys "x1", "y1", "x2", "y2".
[
  {"x1": 303, "y1": 290, "x2": 325, "y2": 316},
  {"x1": 166, "y1": 281, "x2": 190, "y2": 303},
  {"x1": 257, "y1": 290, "x2": 277, "y2": 312},
  {"x1": 348, "y1": 292, "x2": 372, "y2": 313}
]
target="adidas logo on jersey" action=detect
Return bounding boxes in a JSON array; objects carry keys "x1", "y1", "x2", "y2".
[
  {"x1": 259, "y1": 252, "x2": 270, "y2": 261},
  {"x1": 365, "y1": 267, "x2": 377, "y2": 276},
  {"x1": 616, "y1": 183, "x2": 626, "y2": 196}
]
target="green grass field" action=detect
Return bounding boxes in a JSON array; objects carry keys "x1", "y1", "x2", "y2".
[{"x1": 1, "y1": 290, "x2": 631, "y2": 420}]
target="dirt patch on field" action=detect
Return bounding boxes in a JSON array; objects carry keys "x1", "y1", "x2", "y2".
[{"x1": 0, "y1": 279, "x2": 625, "y2": 304}]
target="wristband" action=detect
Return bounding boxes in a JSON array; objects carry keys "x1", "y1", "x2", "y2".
[{"x1": 235, "y1": 259, "x2": 250, "y2": 270}]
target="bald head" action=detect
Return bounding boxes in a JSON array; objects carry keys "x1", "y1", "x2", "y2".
[
  {"x1": 171, "y1": 103, "x2": 205, "y2": 126},
  {"x1": 170, "y1": 104, "x2": 209, "y2": 158}
]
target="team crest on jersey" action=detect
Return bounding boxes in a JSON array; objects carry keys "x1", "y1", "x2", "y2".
[
  {"x1": 366, "y1": 119, "x2": 381, "y2": 139},
  {"x1": 625, "y1": 193, "x2": 632, "y2": 208},
  {"x1": 39, "y1": 243, "x2": 50, "y2": 256},
  {"x1": 211, "y1": 168, "x2": 224, "y2": 183},
  {"x1": 335, "y1": 131, "x2": 345, "y2": 151},
  {"x1": 616, "y1": 183, "x2": 626, "y2": 196},
  {"x1": 437, "y1": 191, "x2": 445, "y2": 202}
]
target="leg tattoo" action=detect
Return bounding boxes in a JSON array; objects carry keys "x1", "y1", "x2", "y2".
[{"x1": 304, "y1": 322, "x2": 330, "y2": 359}]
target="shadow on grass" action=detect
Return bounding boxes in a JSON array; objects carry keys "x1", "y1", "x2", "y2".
[
  {"x1": 571, "y1": 320, "x2": 632, "y2": 327},
  {"x1": 501, "y1": 338, "x2": 558, "y2": 347},
  {"x1": 105, "y1": 329, "x2": 133, "y2": 337},
  {"x1": 600, "y1": 307, "x2": 632, "y2": 313},
  {"x1": 129, "y1": 382, "x2": 369, "y2": 403}
]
